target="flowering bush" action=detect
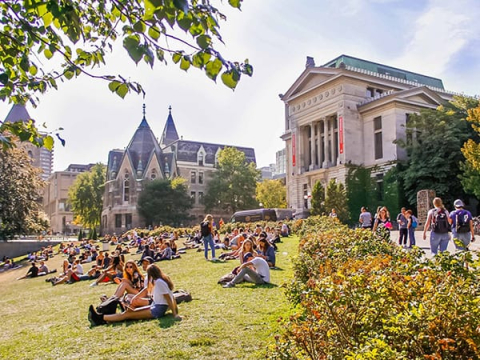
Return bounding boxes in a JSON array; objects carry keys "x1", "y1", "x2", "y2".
[{"x1": 267, "y1": 217, "x2": 480, "y2": 359}]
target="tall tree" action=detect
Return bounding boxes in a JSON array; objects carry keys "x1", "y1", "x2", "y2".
[
  {"x1": 68, "y1": 163, "x2": 106, "y2": 230},
  {"x1": 324, "y1": 179, "x2": 349, "y2": 223},
  {"x1": 0, "y1": 1, "x2": 252, "y2": 149},
  {"x1": 310, "y1": 180, "x2": 326, "y2": 216},
  {"x1": 397, "y1": 97, "x2": 479, "y2": 207},
  {"x1": 256, "y1": 179, "x2": 287, "y2": 209},
  {"x1": 460, "y1": 104, "x2": 480, "y2": 197},
  {"x1": 137, "y1": 177, "x2": 192, "y2": 227},
  {"x1": 204, "y1": 147, "x2": 260, "y2": 213},
  {"x1": 0, "y1": 147, "x2": 46, "y2": 239}
]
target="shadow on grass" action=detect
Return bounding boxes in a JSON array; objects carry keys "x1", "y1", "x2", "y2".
[
  {"x1": 107, "y1": 314, "x2": 180, "y2": 329},
  {"x1": 271, "y1": 266, "x2": 284, "y2": 271}
]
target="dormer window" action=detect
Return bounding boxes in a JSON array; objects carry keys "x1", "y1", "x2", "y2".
[{"x1": 198, "y1": 152, "x2": 204, "y2": 166}]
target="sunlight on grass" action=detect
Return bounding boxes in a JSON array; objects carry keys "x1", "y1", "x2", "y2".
[{"x1": 0, "y1": 235, "x2": 298, "y2": 359}]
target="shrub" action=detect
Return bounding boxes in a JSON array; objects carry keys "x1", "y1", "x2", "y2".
[{"x1": 267, "y1": 217, "x2": 480, "y2": 359}]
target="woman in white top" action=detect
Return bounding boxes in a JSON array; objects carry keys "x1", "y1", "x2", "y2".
[
  {"x1": 423, "y1": 197, "x2": 451, "y2": 255},
  {"x1": 88, "y1": 264, "x2": 180, "y2": 326}
]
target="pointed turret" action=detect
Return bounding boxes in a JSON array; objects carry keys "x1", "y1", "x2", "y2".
[
  {"x1": 4, "y1": 104, "x2": 33, "y2": 123},
  {"x1": 125, "y1": 104, "x2": 162, "y2": 176},
  {"x1": 159, "y1": 105, "x2": 179, "y2": 148}
]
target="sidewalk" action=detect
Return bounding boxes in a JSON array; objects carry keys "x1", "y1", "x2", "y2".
[{"x1": 389, "y1": 230, "x2": 480, "y2": 259}]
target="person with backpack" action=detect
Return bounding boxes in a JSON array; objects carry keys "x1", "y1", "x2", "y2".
[
  {"x1": 201, "y1": 214, "x2": 217, "y2": 261},
  {"x1": 449, "y1": 199, "x2": 475, "y2": 251},
  {"x1": 423, "y1": 197, "x2": 451, "y2": 255}
]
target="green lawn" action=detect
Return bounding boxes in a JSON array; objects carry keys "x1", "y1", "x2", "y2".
[{"x1": 0, "y1": 236, "x2": 297, "y2": 360}]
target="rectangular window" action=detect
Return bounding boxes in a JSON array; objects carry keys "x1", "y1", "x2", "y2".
[
  {"x1": 58, "y1": 202, "x2": 65, "y2": 211},
  {"x1": 198, "y1": 192, "x2": 204, "y2": 203},
  {"x1": 115, "y1": 214, "x2": 122, "y2": 228},
  {"x1": 125, "y1": 214, "x2": 132, "y2": 229},
  {"x1": 191, "y1": 191, "x2": 195, "y2": 201},
  {"x1": 366, "y1": 87, "x2": 374, "y2": 97},
  {"x1": 199, "y1": 171, "x2": 204, "y2": 184},
  {"x1": 374, "y1": 116, "x2": 383, "y2": 159},
  {"x1": 190, "y1": 171, "x2": 196, "y2": 184},
  {"x1": 198, "y1": 154, "x2": 204, "y2": 166}
]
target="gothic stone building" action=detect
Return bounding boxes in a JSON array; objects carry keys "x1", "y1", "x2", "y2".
[
  {"x1": 101, "y1": 107, "x2": 256, "y2": 234},
  {"x1": 280, "y1": 55, "x2": 455, "y2": 215}
]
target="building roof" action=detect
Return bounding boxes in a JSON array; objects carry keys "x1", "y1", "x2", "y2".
[
  {"x1": 4, "y1": 104, "x2": 33, "y2": 123},
  {"x1": 323, "y1": 54, "x2": 444, "y2": 89},
  {"x1": 175, "y1": 140, "x2": 256, "y2": 165},
  {"x1": 159, "y1": 106, "x2": 179, "y2": 147}
]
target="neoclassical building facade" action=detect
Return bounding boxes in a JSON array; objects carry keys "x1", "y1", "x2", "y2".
[
  {"x1": 281, "y1": 55, "x2": 455, "y2": 214},
  {"x1": 101, "y1": 106, "x2": 255, "y2": 234}
]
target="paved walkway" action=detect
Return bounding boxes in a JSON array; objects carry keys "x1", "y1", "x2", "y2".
[{"x1": 390, "y1": 230, "x2": 480, "y2": 259}]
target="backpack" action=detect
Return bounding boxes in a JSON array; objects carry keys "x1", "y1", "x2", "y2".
[
  {"x1": 96, "y1": 295, "x2": 124, "y2": 315},
  {"x1": 431, "y1": 209, "x2": 450, "y2": 234},
  {"x1": 411, "y1": 216, "x2": 418, "y2": 229},
  {"x1": 173, "y1": 290, "x2": 192, "y2": 304},
  {"x1": 455, "y1": 210, "x2": 470, "y2": 233},
  {"x1": 200, "y1": 221, "x2": 211, "y2": 237}
]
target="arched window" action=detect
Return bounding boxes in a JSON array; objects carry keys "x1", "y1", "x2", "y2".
[{"x1": 123, "y1": 172, "x2": 130, "y2": 202}]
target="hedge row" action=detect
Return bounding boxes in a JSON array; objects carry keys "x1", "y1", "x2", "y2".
[{"x1": 267, "y1": 216, "x2": 480, "y2": 359}]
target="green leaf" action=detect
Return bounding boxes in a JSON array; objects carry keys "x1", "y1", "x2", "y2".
[
  {"x1": 205, "y1": 59, "x2": 222, "y2": 81},
  {"x1": 64, "y1": 70, "x2": 74, "y2": 80},
  {"x1": 196, "y1": 35, "x2": 211, "y2": 50},
  {"x1": 44, "y1": 49, "x2": 53, "y2": 59},
  {"x1": 148, "y1": 26, "x2": 161, "y2": 40},
  {"x1": 43, "y1": 135, "x2": 54, "y2": 151},
  {"x1": 180, "y1": 56, "x2": 191, "y2": 71},
  {"x1": 28, "y1": 65, "x2": 38, "y2": 76},
  {"x1": 172, "y1": 52, "x2": 182, "y2": 64},
  {"x1": 0, "y1": 73, "x2": 9, "y2": 85},
  {"x1": 108, "y1": 80, "x2": 121, "y2": 92},
  {"x1": 123, "y1": 36, "x2": 143, "y2": 64},
  {"x1": 221, "y1": 70, "x2": 239, "y2": 89},
  {"x1": 228, "y1": 0, "x2": 242, "y2": 8},
  {"x1": 116, "y1": 84, "x2": 129, "y2": 99},
  {"x1": 189, "y1": 22, "x2": 205, "y2": 36},
  {"x1": 133, "y1": 21, "x2": 146, "y2": 33},
  {"x1": 177, "y1": 12, "x2": 192, "y2": 32},
  {"x1": 173, "y1": 0, "x2": 189, "y2": 13}
]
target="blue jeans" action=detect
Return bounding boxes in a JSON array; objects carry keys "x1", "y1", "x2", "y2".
[
  {"x1": 452, "y1": 231, "x2": 471, "y2": 250},
  {"x1": 203, "y1": 234, "x2": 215, "y2": 259},
  {"x1": 430, "y1": 231, "x2": 450, "y2": 255},
  {"x1": 408, "y1": 228, "x2": 416, "y2": 247}
]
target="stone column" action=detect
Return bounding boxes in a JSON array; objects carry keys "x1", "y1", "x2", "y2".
[
  {"x1": 323, "y1": 118, "x2": 329, "y2": 168},
  {"x1": 317, "y1": 121, "x2": 322, "y2": 168},
  {"x1": 417, "y1": 190, "x2": 436, "y2": 227},
  {"x1": 332, "y1": 117, "x2": 338, "y2": 165},
  {"x1": 310, "y1": 123, "x2": 315, "y2": 170}
]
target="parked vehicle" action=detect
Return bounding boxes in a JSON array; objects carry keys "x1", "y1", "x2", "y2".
[{"x1": 230, "y1": 208, "x2": 293, "y2": 223}]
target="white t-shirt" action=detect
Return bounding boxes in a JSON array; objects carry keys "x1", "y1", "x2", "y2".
[
  {"x1": 251, "y1": 257, "x2": 270, "y2": 283},
  {"x1": 75, "y1": 263, "x2": 84, "y2": 275},
  {"x1": 152, "y1": 278, "x2": 174, "y2": 306}
]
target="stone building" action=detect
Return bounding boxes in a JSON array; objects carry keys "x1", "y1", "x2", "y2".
[
  {"x1": 43, "y1": 164, "x2": 95, "y2": 234},
  {"x1": 4, "y1": 104, "x2": 53, "y2": 180},
  {"x1": 280, "y1": 54, "x2": 456, "y2": 215},
  {"x1": 101, "y1": 106, "x2": 256, "y2": 234}
]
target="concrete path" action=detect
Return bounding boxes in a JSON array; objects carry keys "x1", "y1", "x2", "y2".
[{"x1": 389, "y1": 230, "x2": 480, "y2": 259}]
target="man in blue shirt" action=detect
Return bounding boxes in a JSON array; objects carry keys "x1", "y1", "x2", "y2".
[{"x1": 449, "y1": 199, "x2": 475, "y2": 250}]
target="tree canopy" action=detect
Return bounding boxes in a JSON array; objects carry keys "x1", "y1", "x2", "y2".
[
  {"x1": 68, "y1": 163, "x2": 106, "y2": 230},
  {"x1": 0, "y1": 0, "x2": 252, "y2": 149},
  {"x1": 397, "y1": 96, "x2": 479, "y2": 207},
  {"x1": 0, "y1": 146, "x2": 47, "y2": 239},
  {"x1": 203, "y1": 147, "x2": 259, "y2": 213},
  {"x1": 461, "y1": 103, "x2": 480, "y2": 198},
  {"x1": 310, "y1": 180, "x2": 326, "y2": 216},
  {"x1": 324, "y1": 179, "x2": 348, "y2": 223},
  {"x1": 137, "y1": 177, "x2": 193, "y2": 227},
  {"x1": 256, "y1": 179, "x2": 286, "y2": 209}
]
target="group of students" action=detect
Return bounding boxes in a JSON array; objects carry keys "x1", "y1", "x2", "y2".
[{"x1": 358, "y1": 197, "x2": 476, "y2": 255}]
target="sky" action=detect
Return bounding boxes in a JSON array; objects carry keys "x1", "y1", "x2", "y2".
[{"x1": 1, "y1": 0, "x2": 480, "y2": 171}]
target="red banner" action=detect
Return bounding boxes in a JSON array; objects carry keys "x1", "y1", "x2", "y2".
[
  {"x1": 292, "y1": 133, "x2": 296, "y2": 167},
  {"x1": 339, "y1": 116, "x2": 344, "y2": 154}
]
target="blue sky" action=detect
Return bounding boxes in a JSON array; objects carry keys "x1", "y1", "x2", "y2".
[{"x1": 1, "y1": 0, "x2": 479, "y2": 171}]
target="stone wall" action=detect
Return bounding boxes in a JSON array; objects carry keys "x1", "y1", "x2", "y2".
[
  {"x1": 0, "y1": 240, "x2": 60, "y2": 259},
  {"x1": 417, "y1": 189, "x2": 436, "y2": 227}
]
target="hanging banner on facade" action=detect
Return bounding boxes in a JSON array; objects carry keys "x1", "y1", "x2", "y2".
[
  {"x1": 292, "y1": 133, "x2": 296, "y2": 167},
  {"x1": 339, "y1": 116, "x2": 344, "y2": 154}
]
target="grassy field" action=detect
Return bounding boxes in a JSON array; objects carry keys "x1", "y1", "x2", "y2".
[{"x1": 0, "y1": 236, "x2": 298, "y2": 360}]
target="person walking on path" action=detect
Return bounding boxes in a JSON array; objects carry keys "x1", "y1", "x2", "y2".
[
  {"x1": 359, "y1": 207, "x2": 372, "y2": 230},
  {"x1": 405, "y1": 210, "x2": 417, "y2": 248},
  {"x1": 201, "y1": 214, "x2": 217, "y2": 261},
  {"x1": 423, "y1": 197, "x2": 451, "y2": 255},
  {"x1": 397, "y1": 207, "x2": 408, "y2": 247},
  {"x1": 449, "y1": 199, "x2": 475, "y2": 251}
]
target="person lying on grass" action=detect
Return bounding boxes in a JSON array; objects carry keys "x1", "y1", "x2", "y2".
[
  {"x1": 223, "y1": 253, "x2": 271, "y2": 288},
  {"x1": 88, "y1": 263, "x2": 181, "y2": 326},
  {"x1": 52, "y1": 259, "x2": 84, "y2": 285}
]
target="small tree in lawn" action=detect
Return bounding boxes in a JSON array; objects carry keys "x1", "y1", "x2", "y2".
[
  {"x1": 324, "y1": 179, "x2": 349, "y2": 223},
  {"x1": 310, "y1": 181, "x2": 326, "y2": 216},
  {"x1": 92, "y1": 228, "x2": 98, "y2": 241},
  {"x1": 78, "y1": 229, "x2": 83, "y2": 241}
]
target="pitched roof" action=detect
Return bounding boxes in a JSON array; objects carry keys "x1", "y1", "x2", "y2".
[
  {"x1": 159, "y1": 106, "x2": 179, "y2": 147},
  {"x1": 175, "y1": 140, "x2": 256, "y2": 165},
  {"x1": 4, "y1": 104, "x2": 33, "y2": 123}
]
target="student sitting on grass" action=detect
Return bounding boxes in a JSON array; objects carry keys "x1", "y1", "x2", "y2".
[
  {"x1": 223, "y1": 253, "x2": 270, "y2": 288},
  {"x1": 154, "y1": 241, "x2": 172, "y2": 261},
  {"x1": 90, "y1": 255, "x2": 123, "y2": 287},
  {"x1": 88, "y1": 263, "x2": 181, "y2": 326},
  {"x1": 17, "y1": 261, "x2": 39, "y2": 280},
  {"x1": 104, "y1": 260, "x2": 144, "y2": 301},
  {"x1": 256, "y1": 238, "x2": 276, "y2": 268},
  {"x1": 52, "y1": 259, "x2": 84, "y2": 285}
]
